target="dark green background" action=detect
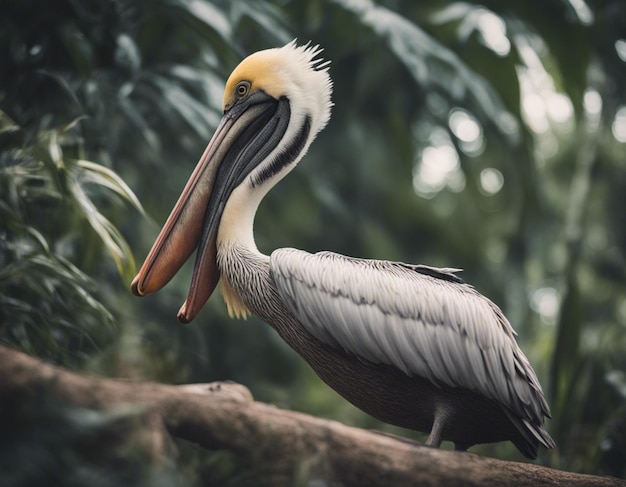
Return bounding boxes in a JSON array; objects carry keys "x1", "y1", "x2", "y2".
[{"x1": 1, "y1": 0, "x2": 625, "y2": 484}]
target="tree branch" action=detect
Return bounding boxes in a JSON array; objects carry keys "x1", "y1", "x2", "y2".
[{"x1": 0, "y1": 344, "x2": 622, "y2": 487}]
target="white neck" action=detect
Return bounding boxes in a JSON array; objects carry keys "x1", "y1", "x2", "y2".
[
  {"x1": 214, "y1": 180, "x2": 266, "y2": 319},
  {"x1": 216, "y1": 179, "x2": 267, "y2": 256}
]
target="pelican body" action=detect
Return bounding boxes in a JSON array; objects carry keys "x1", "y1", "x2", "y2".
[{"x1": 131, "y1": 42, "x2": 555, "y2": 458}]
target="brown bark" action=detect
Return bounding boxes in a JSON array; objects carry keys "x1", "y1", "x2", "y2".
[{"x1": 0, "y1": 344, "x2": 622, "y2": 487}]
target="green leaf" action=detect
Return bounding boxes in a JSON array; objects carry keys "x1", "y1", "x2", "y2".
[
  {"x1": 332, "y1": 0, "x2": 520, "y2": 143},
  {"x1": 172, "y1": 0, "x2": 233, "y2": 43},
  {"x1": 116, "y1": 94, "x2": 162, "y2": 152},
  {"x1": 149, "y1": 75, "x2": 215, "y2": 136},
  {"x1": 65, "y1": 172, "x2": 136, "y2": 282},
  {"x1": 0, "y1": 109, "x2": 19, "y2": 133},
  {"x1": 236, "y1": 1, "x2": 291, "y2": 44},
  {"x1": 71, "y1": 159, "x2": 145, "y2": 216}
]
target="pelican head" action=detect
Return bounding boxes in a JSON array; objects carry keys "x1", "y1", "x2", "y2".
[{"x1": 131, "y1": 41, "x2": 333, "y2": 322}]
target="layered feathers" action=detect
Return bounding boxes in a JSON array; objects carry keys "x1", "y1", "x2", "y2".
[{"x1": 270, "y1": 248, "x2": 554, "y2": 453}]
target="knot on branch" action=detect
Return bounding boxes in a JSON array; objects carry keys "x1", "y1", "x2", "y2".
[{"x1": 177, "y1": 381, "x2": 253, "y2": 403}]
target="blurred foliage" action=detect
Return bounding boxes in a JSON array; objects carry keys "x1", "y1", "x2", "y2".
[
  {"x1": 0, "y1": 109, "x2": 124, "y2": 364},
  {"x1": 0, "y1": 393, "x2": 184, "y2": 487},
  {"x1": 1, "y1": 0, "x2": 625, "y2": 483}
]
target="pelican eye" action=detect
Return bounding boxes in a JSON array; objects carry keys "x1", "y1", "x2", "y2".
[{"x1": 235, "y1": 81, "x2": 251, "y2": 100}]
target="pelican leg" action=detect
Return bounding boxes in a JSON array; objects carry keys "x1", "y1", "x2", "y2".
[{"x1": 425, "y1": 410, "x2": 447, "y2": 448}]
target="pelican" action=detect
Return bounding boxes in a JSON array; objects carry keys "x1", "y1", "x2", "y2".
[{"x1": 131, "y1": 41, "x2": 555, "y2": 458}]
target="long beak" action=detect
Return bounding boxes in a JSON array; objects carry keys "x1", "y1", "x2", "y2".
[{"x1": 131, "y1": 92, "x2": 289, "y2": 323}]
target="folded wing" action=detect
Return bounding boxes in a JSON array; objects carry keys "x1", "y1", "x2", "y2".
[{"x1": 270, "y1": 248, "x2": 552, "y2": 436}]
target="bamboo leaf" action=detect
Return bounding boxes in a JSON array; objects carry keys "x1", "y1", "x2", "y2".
[
  {"x1": 71, "y1": 158, "x2": 145, "y2": 215},
  {"x1": 48, "y1": 131, "x2": 63, "y2": 167},
  {"x1": 59, "y1": 115, "x2": 88, "y2": 134},
  {"x1": 65, "y1": 174, "x2": 136, "y2": 282}
]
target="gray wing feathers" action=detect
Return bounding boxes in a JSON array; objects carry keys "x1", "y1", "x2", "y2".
[{"x1": 270, "y1": 248, "x2": 551, "y2": 424}]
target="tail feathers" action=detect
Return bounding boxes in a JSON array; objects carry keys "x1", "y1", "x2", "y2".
[{"x1": 507, "y1": 412, "x2": 556, "y2": 459}]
